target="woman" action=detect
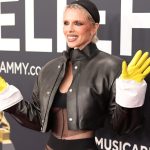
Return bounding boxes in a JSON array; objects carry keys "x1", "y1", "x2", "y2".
[{"x1": 0, "y1": 0, "x2": 150, "y2": 150}]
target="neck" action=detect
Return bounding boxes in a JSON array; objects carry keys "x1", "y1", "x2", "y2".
[{"x1": 74, "y1": 41, "x2": 92, "y2": 50}]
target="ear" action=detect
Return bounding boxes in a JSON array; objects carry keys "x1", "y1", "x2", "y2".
[
  {"x1": 94, "y1": 23, "x2": 100, "y2": 32},
  {"x1": 91, "y1": 23, "x2": 100, "y2": 35}
]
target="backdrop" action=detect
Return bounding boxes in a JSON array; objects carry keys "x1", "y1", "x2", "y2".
[{"x1": 0, "y1": 0, "x2": 150, "y2": 149}]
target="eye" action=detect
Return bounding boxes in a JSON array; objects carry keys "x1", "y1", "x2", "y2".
[
  {"x1": 64, "y1": 21, "x2": 69, "y2": 25},
  {"x1": 75, "y1": 21, "x2": 83, "y2": 26}
]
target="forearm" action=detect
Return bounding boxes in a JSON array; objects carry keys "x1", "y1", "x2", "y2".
[
  {"x1": 111, "y1": 103, "x2": 143, "y2": 134},
  {"x1": 5, "y1": 100, "x2": 42, "y2": 131}
]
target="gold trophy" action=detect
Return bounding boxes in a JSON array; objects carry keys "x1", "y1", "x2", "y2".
[
  {"x1": 0, "y1": 77, "x2": 15, "y2": 150},
  {"x1": 0, "y1": 111, "x2": 11, "y2": 142},
  {"x1": 0, "y1": 111, "x2": 15, "y2": 149}
]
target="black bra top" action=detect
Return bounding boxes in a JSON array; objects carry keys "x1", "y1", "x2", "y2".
[{"x1": 52, "y1": 90, "x2": 67, "y2": 108}]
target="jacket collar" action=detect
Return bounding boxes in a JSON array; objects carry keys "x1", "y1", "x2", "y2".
[{"x1": 64, "y1": 42, "x2": 99, "y2": 62}]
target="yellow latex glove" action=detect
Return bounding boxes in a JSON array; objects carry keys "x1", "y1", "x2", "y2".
[
  {"x1": 120, "y1": 50, "x2": 150, "y2": 82},
  {"x1": 0, "y1": 76, "x2": 8, "y2": 93}
]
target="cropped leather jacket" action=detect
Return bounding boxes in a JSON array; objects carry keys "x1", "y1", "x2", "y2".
[{"x1": 7, "y1": 43, "x2": 143, "y2": 134}]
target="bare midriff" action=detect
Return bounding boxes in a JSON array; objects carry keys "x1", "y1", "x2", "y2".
[{"x1": 51, "y1": 108, "x2": 94, "y2": 140}]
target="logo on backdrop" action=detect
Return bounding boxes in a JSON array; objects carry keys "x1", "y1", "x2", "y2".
[
  {"x1": 0, "y1": 61, "x2": 41, "y2": 76},
  {"x1": 95, "y1": 137, "x2": 150, "y2": 150}
]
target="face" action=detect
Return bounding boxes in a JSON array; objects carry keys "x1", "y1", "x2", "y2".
[{"x1": 63, "y1": 8, "x2": 98, "y2": 49}]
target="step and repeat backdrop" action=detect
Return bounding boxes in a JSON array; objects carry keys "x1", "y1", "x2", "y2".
[{"x1": 0, "y1": 0, "x2": 150, "y2": 149}]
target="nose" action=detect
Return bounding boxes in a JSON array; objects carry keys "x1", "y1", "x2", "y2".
[{"x1": 68, "y1": 24, "x2": 74, "y2": 32}]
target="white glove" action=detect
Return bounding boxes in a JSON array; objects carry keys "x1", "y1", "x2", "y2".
[
  {"x1": 116, "y1": 78, "x2": 146, "y2": 108},
  {"x1": 0, "y1": 84, "x2": 23, "y2": 111}
]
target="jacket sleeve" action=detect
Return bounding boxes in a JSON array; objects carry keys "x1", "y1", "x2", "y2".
[
  {"x1": 109, "y1": 69, "x2": 144, "y2": 135},
  {"x1": 5, "y1": 76, "x2": 42, "y2": 131}
]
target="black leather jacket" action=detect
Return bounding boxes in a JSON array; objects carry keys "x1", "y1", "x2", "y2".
[{"x1": 7, "y1": 43, "x2": 143, "y2": 134}]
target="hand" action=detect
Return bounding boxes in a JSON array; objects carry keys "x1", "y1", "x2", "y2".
[
  {"x1": 120, "y1": 50, "x2": 150, "y2": 82},
  {"x1": 0, "y1": 76, "x2": 8, "y2": 93}
]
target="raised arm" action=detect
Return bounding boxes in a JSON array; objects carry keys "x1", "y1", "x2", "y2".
[{"x1": 112, "y1": 50, "x2": 150, "y2": 134}]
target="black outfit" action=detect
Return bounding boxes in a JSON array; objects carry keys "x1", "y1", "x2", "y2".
[
  {"x1": 47, "y1": 132, "x2": 97, "y2": 150},
  {"x1": 51, "y1": 90, "x2": 66, "y2": 108},
  {"x1": 6, "y1": 43, "x2": 143, "y2": 135},
  {"x1": 47, "y1": 90, "x2": 98, "y2": 150}
]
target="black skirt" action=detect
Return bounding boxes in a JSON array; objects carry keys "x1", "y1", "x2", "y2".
[{"x1": 46, "y1": 133, "x2": 98, "y2": 150}]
